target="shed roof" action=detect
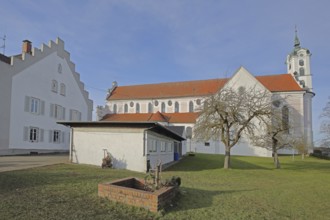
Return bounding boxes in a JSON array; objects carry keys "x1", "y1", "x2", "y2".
[{"x1": 58, "y1": 121, "x2": 185, "y2": 141}]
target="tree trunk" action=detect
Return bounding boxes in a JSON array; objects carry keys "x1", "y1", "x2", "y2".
[
  {"x1": 273, "y1": 151, "x2": 281, "y2": 169},
  {"x1": 224, "y1": 147, "x2": 231, "y2": 169},
  {"x1": 301, "y1": 153, "x2": 305, "y2": 160}
]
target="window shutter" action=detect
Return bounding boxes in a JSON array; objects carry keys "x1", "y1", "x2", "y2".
[
  {"x1": 50, "y1": 104, "x2": 54, "y2": 117},
  {"x1": 23, "y1": 127, "x2": 29, "y2": 141},
  {"x1": 61, "y1": 131, "x2": 65, "y2": 143},
  {"x1": 69, "y1": 109, "x2": 73, "y2": 121},
  {"x1": 49, "y1": 130, "x2": 53, "y2": 143},
  {"x1": 62, "y1": 107, "x2": 66, "y2": 120},
  {"x1": 40, "y1": 101, "x2": 45, "y2": 115},
  {"x1": 39, "y1": 129, "x2": 44, "y2": 142},
  {"x1": 24, "y1": 96, "x2": 30, "y2": 112}
]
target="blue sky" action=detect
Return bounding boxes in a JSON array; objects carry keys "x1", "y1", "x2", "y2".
[{"x1": 1, "y1": 0, "x2": 329, "y2": 145}]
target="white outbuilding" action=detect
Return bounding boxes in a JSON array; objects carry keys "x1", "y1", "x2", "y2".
[{"x1": 59, "y1": 121, "x2": 185, "y2": 173}]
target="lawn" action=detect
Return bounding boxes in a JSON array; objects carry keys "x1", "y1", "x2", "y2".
[{"x1": 1, "y1": 154, "x2": 330, "y2": 220}]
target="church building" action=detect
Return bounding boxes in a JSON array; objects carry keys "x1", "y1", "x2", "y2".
[{"x1": 97, "y1": 33, "x2": 314, "y2": 157}]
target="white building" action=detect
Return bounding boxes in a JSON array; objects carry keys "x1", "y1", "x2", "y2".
[
  {"x1": 59, "y1": 121, "x2": 185, "y2": 173},
  {"x1": 0, "y1": 38, "x2": 93, "y2": 155},
  {"x1": 97, "y1": 33, "x2": 314, "y2": 157}
]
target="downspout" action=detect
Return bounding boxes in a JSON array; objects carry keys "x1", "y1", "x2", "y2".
[{"x1": 69, "y1": 127, "x2": 73, "y2": 163}]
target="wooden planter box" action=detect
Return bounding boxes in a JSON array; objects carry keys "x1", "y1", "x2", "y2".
[{"x1": 98, "y1": 177, "x2": 178, "y2": 212}]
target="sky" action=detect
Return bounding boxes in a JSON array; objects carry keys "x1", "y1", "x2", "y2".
[{"x1": 1, "y1": 0, "x2": 329, "y2": 145}]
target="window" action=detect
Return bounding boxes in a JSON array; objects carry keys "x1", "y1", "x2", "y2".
[
  {"x1": 149, "y1": 139, "x2": 157, "y2": 152},
  {"x1": 168, "y1": 100, "x2": 172, "y2": 106},
  {"x1": 167, "y1": 142, "x2": 173, "y2": 152},
  {"x1": 130, "y1": 102, "x2": 134, "y2": 107},
  {"x1": 205, "y1": 142, "x2": 210, "y2": 146},
  {"x1": 299, "y1": 59, "x2": 304, "y2": 66},
  {"x1": 51, "y1": 80, "x2": 58, "y2": 93},
  {"x1": 160, "y1": 141, "x2": 166, "y2": 152},
  {"x1": 299, "y1": 67, "x2": 305, "y2": 76},
  {"x1": 70, "y1": 109, "x2": 81, "y2": 121},
  {"x1": 161, "y1": 102, "x2": 166, "y2": 113},
  {"x1": 196, "y1": 99, "x2": 201, "y2": 105},
  {"x1": 53, "y1": 130, "x2": 61, "y2": 143},
  {"x1": 24, "y1": 96, "x2": 45, "y2": 115},
  {"x1": 124, "y1": 104, "x2": 128, "y2": 113},
  {"x1": 136, "y1": 103, "x2": 140, "y2": 113},
  {"x1": 60, "y1": 83, "x2": 66, "y2": 96},
  {"x1": 148, "y1": 103, "x2": 153, "y2": 113},
  {"x1": 189, "y1": 101, "x2": 194, "y2": 112},
  {"x1": 175, "y1": 102, "x2": 179, "y2": 113},
  {"x1": 24, "y1": 127, "x2": 44, "y2": 143},
  {"x1": 282, "y1": 106, "x2": 289, "y2": 133},
  {"x1": 49, "y1": 130, "x2": 64, "y2": 143},
  {"x1": 113, "y1": 104, "x2": 117, "y2": 114},
  {"x1": 50, "y1": 104, "x2": 65, "y2": 120},
  {"x1": 58, "y1": 64, "x2": 62, "y2": 73}
]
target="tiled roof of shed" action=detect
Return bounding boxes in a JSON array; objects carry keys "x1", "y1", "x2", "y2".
[
  {"x1": 101, "y1": 112, "x2": 199, "y2": 124},
  {"x1": 108, "y1": 74, "x2": 302, "y2": 100}
]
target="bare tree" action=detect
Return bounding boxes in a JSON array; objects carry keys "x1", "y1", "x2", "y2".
[
  {"x1": 193, "y1": 87, "x2": 272, "y2": 169},
  {"x1": 250, "y1": 121, "x2": 290, "y2": 168},
  {"x1": 320, "y1": 97, "x2": 330, "y2": 147},
  {"x1": 250, "y1": 102, "x2": 300, "y2": 168}
]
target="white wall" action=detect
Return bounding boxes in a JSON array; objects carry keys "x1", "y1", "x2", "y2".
[
  {"x1": 72, "y1": 127, "x2": 146, "y2": 172},
  {"x1": 146, "y1": 130, "x2": 176, "y2": 169}
]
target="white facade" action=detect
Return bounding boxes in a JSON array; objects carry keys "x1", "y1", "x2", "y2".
[
  {"x1": 64, "y1": 123, "x2": 183, "y2": 173},
  {"x1": 0, "y1": 38, "x2": 93, "y2": 155}
]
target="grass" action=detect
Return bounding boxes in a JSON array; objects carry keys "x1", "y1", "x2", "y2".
[{"x1": 1, "y1": 154, "x2": 330, "y2": 220}]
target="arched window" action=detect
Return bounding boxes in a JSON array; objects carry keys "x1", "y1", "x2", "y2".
[
  {"x1": 136, "y1": 103, "x2": 140, "y2": 113},
  {"x1": 282, "y1": 106, "x2": 289, "y2": 133},
  {"x1": 148, "y1": 103, "x2": 153, "y2": 113},
  {"x1": 60, "y1": 83, "x2": 66, "y2": 96},
  {"x1": 299, "y1": 67, "x2": 305, "y2": 76},
  {"x1": 51, "y1": 80, "x2": 58, "y2": 93},
  {"x1": 174, "y1": 102, "x2": 179, "y2": 113},
  {"x1": 113, "y1": 104, "x2": 117, "y2": 114},
  {"x1": 161, "y1": 102, "x2": 166, "y2": 113},
  {"x1": 299, "y1": 59, "x2": 304, "y2": 66},
  {"x1": 189, "y1": 101, "x2": 194, "y2": 112},
  {"x1": 124, "y1": 104, "x2": 128, "y2": 113}
]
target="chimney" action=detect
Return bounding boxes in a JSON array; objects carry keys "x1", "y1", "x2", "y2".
[{"x1": 22, "y1": 40, "x2": 32, "y2": 54}]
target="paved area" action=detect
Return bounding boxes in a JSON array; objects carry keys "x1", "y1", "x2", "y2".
[{"x1": 0, "y1": 155, "x2": 69, "y2": 172}]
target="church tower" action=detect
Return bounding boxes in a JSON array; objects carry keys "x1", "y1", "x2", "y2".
[{"x1": 286, "y1": 30, "x2": 313, "y2": 92}]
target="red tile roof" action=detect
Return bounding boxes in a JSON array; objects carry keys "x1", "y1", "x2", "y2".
[
  {"x1": 108, "y1": 78, "x2": 228, "y2": 100},
  {"x1": 255, "y1": 74, "x2": 302, "y2": 92},
  {"x1": 108, "y1": 74, "x2": 302, "y2": 100},
  {"x1": 101, "y1": 112, "x2": 199, "y2": 123}
]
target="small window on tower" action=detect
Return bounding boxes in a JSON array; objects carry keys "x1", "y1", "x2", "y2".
[
  {"x1": 299, "y1": 59, "x2": 304, "y2": 66},
  {"x1": 299, "y1": 67, "x2": 305, "y2": 76}
]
